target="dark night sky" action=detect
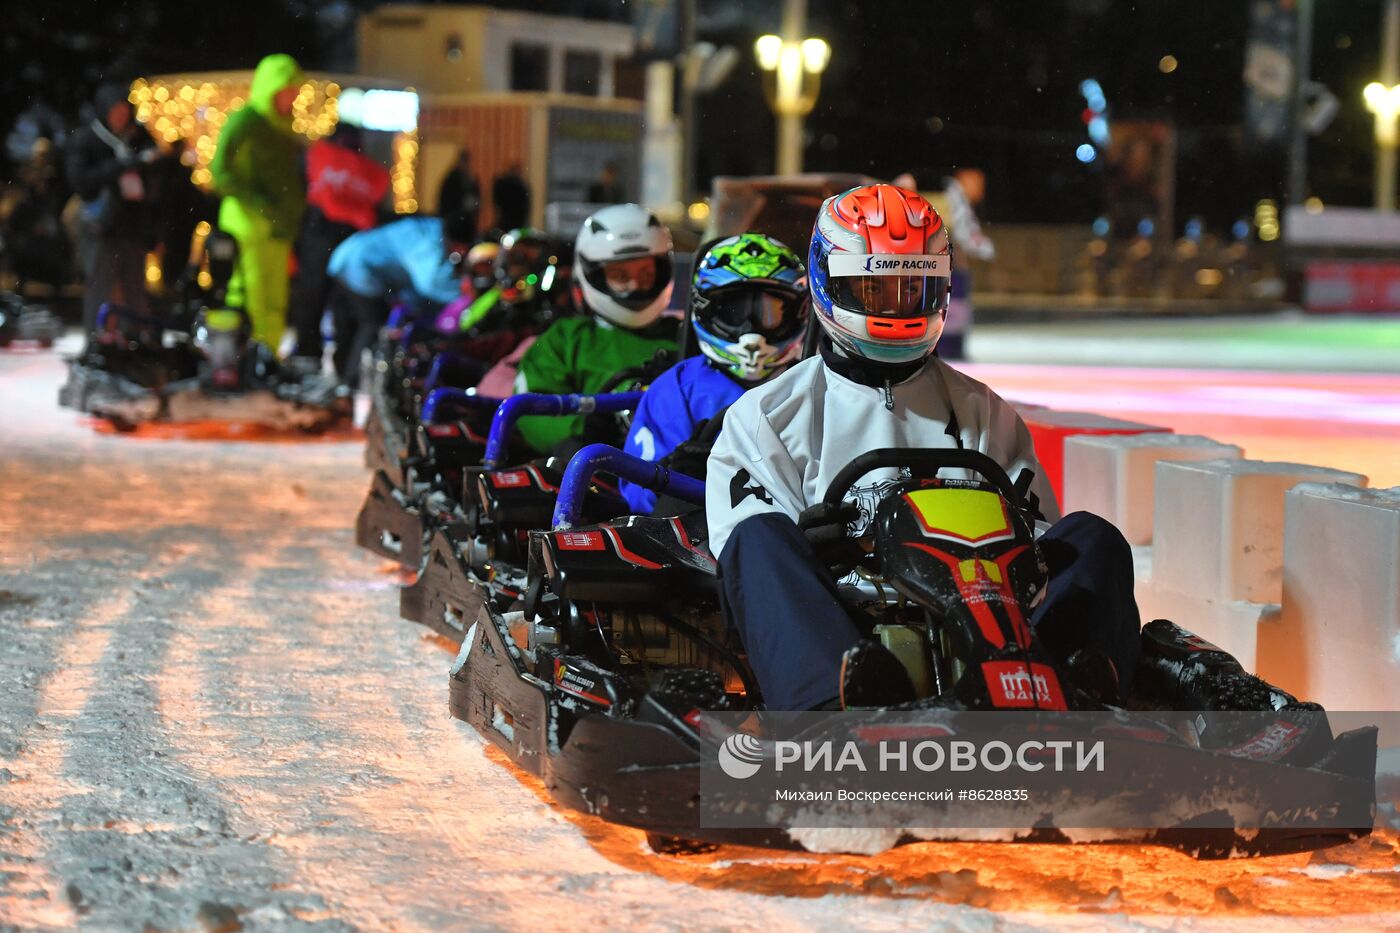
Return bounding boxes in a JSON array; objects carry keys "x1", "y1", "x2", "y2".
[{"x1": 3, "y1": 0, "x2": 1390, "y2": 231}]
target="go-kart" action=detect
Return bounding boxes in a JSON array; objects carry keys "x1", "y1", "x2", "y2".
[
  {"x1": 364, "y1": 313, "x2": 535, "y2": 483},
  {"x1": 58, "y1": 227, "x2": 350, "y2": 432},
  {"x1": 0, "y1": 292, "x2": 62, "y2": 348},
  {"x1": 356, "y1": 350, "x2": 676, "y2": 569},
  {"x1": 364, "y1": 236, "x2": 577, "y2": 481},
  {"x1": 443, "y1": 445, "x2": 1377, "y2": 858},
  {"x1": 394, "y1": 403, "x2": 680, "y2": 641},
  {"x1": 58, "y1": 304, "x2": 350, "y2": 432}
]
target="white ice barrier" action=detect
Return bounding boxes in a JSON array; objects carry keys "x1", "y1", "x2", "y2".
[
  {"x1": 1139, "y1": 459, "x2": 1367, "y2": 671},
  {"x1": 1153, "y1": 459, "x2": 1367, "y2": 605},
  {"x1": 1063, "y1": 433, "x2": 1242, "y2": 546},
  {"x1": 1261, "y1": 484, "x2": 1400, "y2": 710}
]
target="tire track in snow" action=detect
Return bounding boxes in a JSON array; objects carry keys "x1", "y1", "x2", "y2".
[{"x1": 0, "y1": 533, "x2": 210, "y2": 928}]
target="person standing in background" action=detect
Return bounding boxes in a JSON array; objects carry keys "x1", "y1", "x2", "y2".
[
  {"x1": 209, "y1": 53, "x2": 306, "y2": 349},
  {"x1": 66, "y1": 82, "x2": 157, "y2": 335},
  {"x1": 148, "y1": 139, "x2": 218, "y2": 302},
  {"x1": 491, "y1": 163, "x2": 530, "y2": 232},
  {"x1": 12, "y1": 137, "x2": 74, "y2": 300},
  {"x1": 937, "y1": 167, "x2": 995, "y2": 360},
  {"x1": 287, "y1": 124, "x2": 389, "y2": 369},
  {"x1": 586, "y1": 161, "x2": 624, "y2": 203},
  {"x1": 437, "y1": 148, "x2": 480, "y2": 243}
]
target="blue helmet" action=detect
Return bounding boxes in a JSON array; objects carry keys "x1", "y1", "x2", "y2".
[{"x1": 689, "y1": 233, "x2": 808, "y2": 383}]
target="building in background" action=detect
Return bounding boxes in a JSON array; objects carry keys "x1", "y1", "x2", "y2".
[{"x1": 359, "y1": 4, "x2": 642, "y2": 233}]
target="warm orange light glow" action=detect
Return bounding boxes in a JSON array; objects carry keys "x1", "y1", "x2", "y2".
[{"x1": 128, "y1": 76, "x2": 346, "y2": 192}]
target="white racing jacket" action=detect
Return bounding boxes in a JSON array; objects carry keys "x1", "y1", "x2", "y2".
[{"x1": 704, "y1": 353, "x2": 1061, "y2": 559}]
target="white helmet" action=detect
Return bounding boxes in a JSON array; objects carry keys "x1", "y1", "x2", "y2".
[{"x1": 574, "y1": 204, "x2": 674, "y2": 329}]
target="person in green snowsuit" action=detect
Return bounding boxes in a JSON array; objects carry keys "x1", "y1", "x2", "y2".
[
  {"x1": 512, "y1": 204, "x2": 679, "y2": 455},
  {"x1": 209, "y1": 54, "x2": 306, "y2": 348}
]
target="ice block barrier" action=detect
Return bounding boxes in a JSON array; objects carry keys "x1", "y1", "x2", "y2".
[
  {"x1": 1017, "y1": 408, "x2": 1167, "y2": 509},
  {"x1": 1063, "y1": 433, "x2": 1243, "y2": 546},
  {"x1": 1259, "y1": 484, "x2": 1400, "y2": 710},
  {"x1": 1140, "y1": 459, "x2": 1367, "y2": 671}
]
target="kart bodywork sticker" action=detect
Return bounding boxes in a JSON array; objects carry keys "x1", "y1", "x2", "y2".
[{"x1": 904, "y1": 487, "x2": 1015, "y2": 546}]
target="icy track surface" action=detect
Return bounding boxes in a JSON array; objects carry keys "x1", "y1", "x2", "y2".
[{"x1": 2, "y1": 345, "x2": 1397, "y2": 932}]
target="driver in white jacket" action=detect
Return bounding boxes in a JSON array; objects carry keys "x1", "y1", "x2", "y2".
[{"x1": 706, "y1": 184, "x2": 1140, "y2": 710}]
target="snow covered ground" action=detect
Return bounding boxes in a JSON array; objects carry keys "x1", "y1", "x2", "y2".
[{"x1": 1, "y1": 343, "x2": 1396, "y2": 931}]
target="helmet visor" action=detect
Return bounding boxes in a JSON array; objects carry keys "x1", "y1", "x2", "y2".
[
  {"x1": 582, "y1": 254, "x2": 672, "y2": 311},
  {"x1": 501, "y1": 240, "x2": 546, "y2": 282},
  {"x1": 699, "y1": 286, "x2": 806, "y2": 342},
  {"x1": 826, "y1": 252, "x2": 950, "y2": 317}
]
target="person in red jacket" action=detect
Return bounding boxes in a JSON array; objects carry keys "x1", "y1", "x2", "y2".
[{"x1": 288, "y1": 124, "x2": 390, "y2": 368}]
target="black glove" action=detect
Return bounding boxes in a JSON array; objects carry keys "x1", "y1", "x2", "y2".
[
  {"x1": 658, "y1": 413, "x2": 724, "y2": 479},
  {"x1": 659, "y1": 439, "x2": 711, "y2": 479},
  {"x1": 797, "y1": 501, "x2": 862, "y2": 575}
]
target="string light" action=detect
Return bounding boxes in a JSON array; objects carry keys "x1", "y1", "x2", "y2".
[
  {"x1": 127, "y1": 76, "x2": 362, "y2": 193},
  {"x1": 391, "y1": 130, "x2": 419, "y2": 214}
]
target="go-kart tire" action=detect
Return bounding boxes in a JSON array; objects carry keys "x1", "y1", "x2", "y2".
[{"x1": 645, "y1": 833, "x2": 720, "y2": 856}]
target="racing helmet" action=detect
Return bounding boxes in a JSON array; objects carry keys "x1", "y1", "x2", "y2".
[
  {"x1": 690, "y1": 233, "x2": 808, "y2": 383},
  {"x1": 192, "y1": 308, "x2": 251, "y2": 388},
  {"x1": 574, "y1": 203, "x2": 674, "y2": 329},
  {"x1": 465, "y1": 241, "x2": 500, "y2": 294},
  {"x1": 809, "y1": 184, "x2": 952, "y2": 364},
  {"x1": 495, "y1": 228, "x2": 551, "y2": 307}
]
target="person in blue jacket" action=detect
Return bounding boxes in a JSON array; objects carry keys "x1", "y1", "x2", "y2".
[
  {"x1": 620, "y1": 233, "x2": 808, "y2": 514},
  {"x1": 325, "y1": 214, "x2": 472, "y2": 385}
]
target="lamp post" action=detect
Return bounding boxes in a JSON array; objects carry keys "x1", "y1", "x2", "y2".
[
  {"x1": 1366, "y1": 0, "x2": 1400, "y2": 211},
  {"x1": 1365, "y1": 82, "x2": 1400, "y2": 212},
  {"x1": 753, "y1": 0, "x2": 829, "y2": 175}
]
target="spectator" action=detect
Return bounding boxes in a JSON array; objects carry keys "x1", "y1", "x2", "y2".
[
  {"x1": 9, "y1": 137, "x2": 72, "y2": 296},
  {"x1": 209, "y1": 53, "x2": 307, "y2": 349},
  {"x1": 325, "y1": 215, "x2": 470, "y2": 387},
  {"x1": 65, "y1": 82, "x2": 157, "y2": 333},
  {"x1": 937, "y1": 167, "x2": 996, "y2": 361},
  {"x1": 147, "y1": 140, "x2": 217, "y2": 302},
  {"x1": 491, "y1": 162, "x2": 530, "y2": 232},
  {"x1": 287, "y1": 124, "x2": 389, "y2": 368},
  {"x1": 586, "y1": 161, "x2": 624, "y2": 204},
  {"x1": 437, "y1": 148, "x2": 481, "y2": 243}
]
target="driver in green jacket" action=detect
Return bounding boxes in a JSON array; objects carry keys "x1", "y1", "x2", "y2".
[
  {"x1": 209, "y1": 53, "x2": 306, "y2": 349},
  {"x1": 512, "y1": 203, "x2": 678, "y2": 455}
]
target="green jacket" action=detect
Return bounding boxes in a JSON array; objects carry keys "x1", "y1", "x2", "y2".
[
  {"x1": 210, "y1": 54, "x2": 306, "y2": 240},
  {"x1": 514, "y1": 315, "x2": 678, "y2": 454}
]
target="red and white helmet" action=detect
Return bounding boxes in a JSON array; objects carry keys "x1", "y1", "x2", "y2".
[{"x1": 808, "y1": 184, "x2": 952, "y2": 364}]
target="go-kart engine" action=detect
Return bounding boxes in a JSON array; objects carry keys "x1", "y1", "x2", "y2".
[{"x1": 612, "y1": 607, "x2": 729, "y2": 670}]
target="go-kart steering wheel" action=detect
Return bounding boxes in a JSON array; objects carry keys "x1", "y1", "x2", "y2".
[{"x1": 821, "y1": 448, "x2": 1038, "y2": 540}]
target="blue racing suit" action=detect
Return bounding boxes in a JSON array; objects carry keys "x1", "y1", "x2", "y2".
[{"x1": 620, "y1": 355, "x2": 746, "y2": 514}]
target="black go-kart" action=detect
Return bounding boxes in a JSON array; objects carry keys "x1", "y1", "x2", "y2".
[
  {"x1": 59, "y1": 227, "x2": 350, "y2": 432},
  {"x1": 364, "y1": 238, "x2": 577, "y2": 482},
  {"x1": 0, "y1": 292, "x2": 62, "y2": 349},
  {"x1": 58, "y1": 303, "x2": 350, "y2": 432},
  {"x1": 356, "y1": 350, "x2": 676, "y2": 570},
  {"x1": 443, "y1": 445, "x2": 1377, "y2": 859}
]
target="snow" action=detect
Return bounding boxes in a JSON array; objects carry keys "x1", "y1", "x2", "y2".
[
  {"x1": 1290, "y1": 482, "x2": 1400, "y2": 506},
  {"x1": 490, "y1": 705, "x2": 516, "y2": 742},
  {"x1": 1, "y1": 342, "x2": 1397, "y2": 930}
]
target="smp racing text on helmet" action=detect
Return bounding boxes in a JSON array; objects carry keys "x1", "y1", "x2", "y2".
[{"x1": 828, "y1": 254, "x2": 952, "y2": 276}]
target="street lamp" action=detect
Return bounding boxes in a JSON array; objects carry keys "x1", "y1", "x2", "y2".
[
  {"x1": 1364, "y1": 80, "x2": 1400, "y2": 210},
  {"x1": 754, "y1": 33, "x2": 830, "y2": 175}
]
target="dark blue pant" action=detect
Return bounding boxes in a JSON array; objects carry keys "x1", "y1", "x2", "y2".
[{"x1": 718, "y1": 511, "x2": 1141, "y2": 710}]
